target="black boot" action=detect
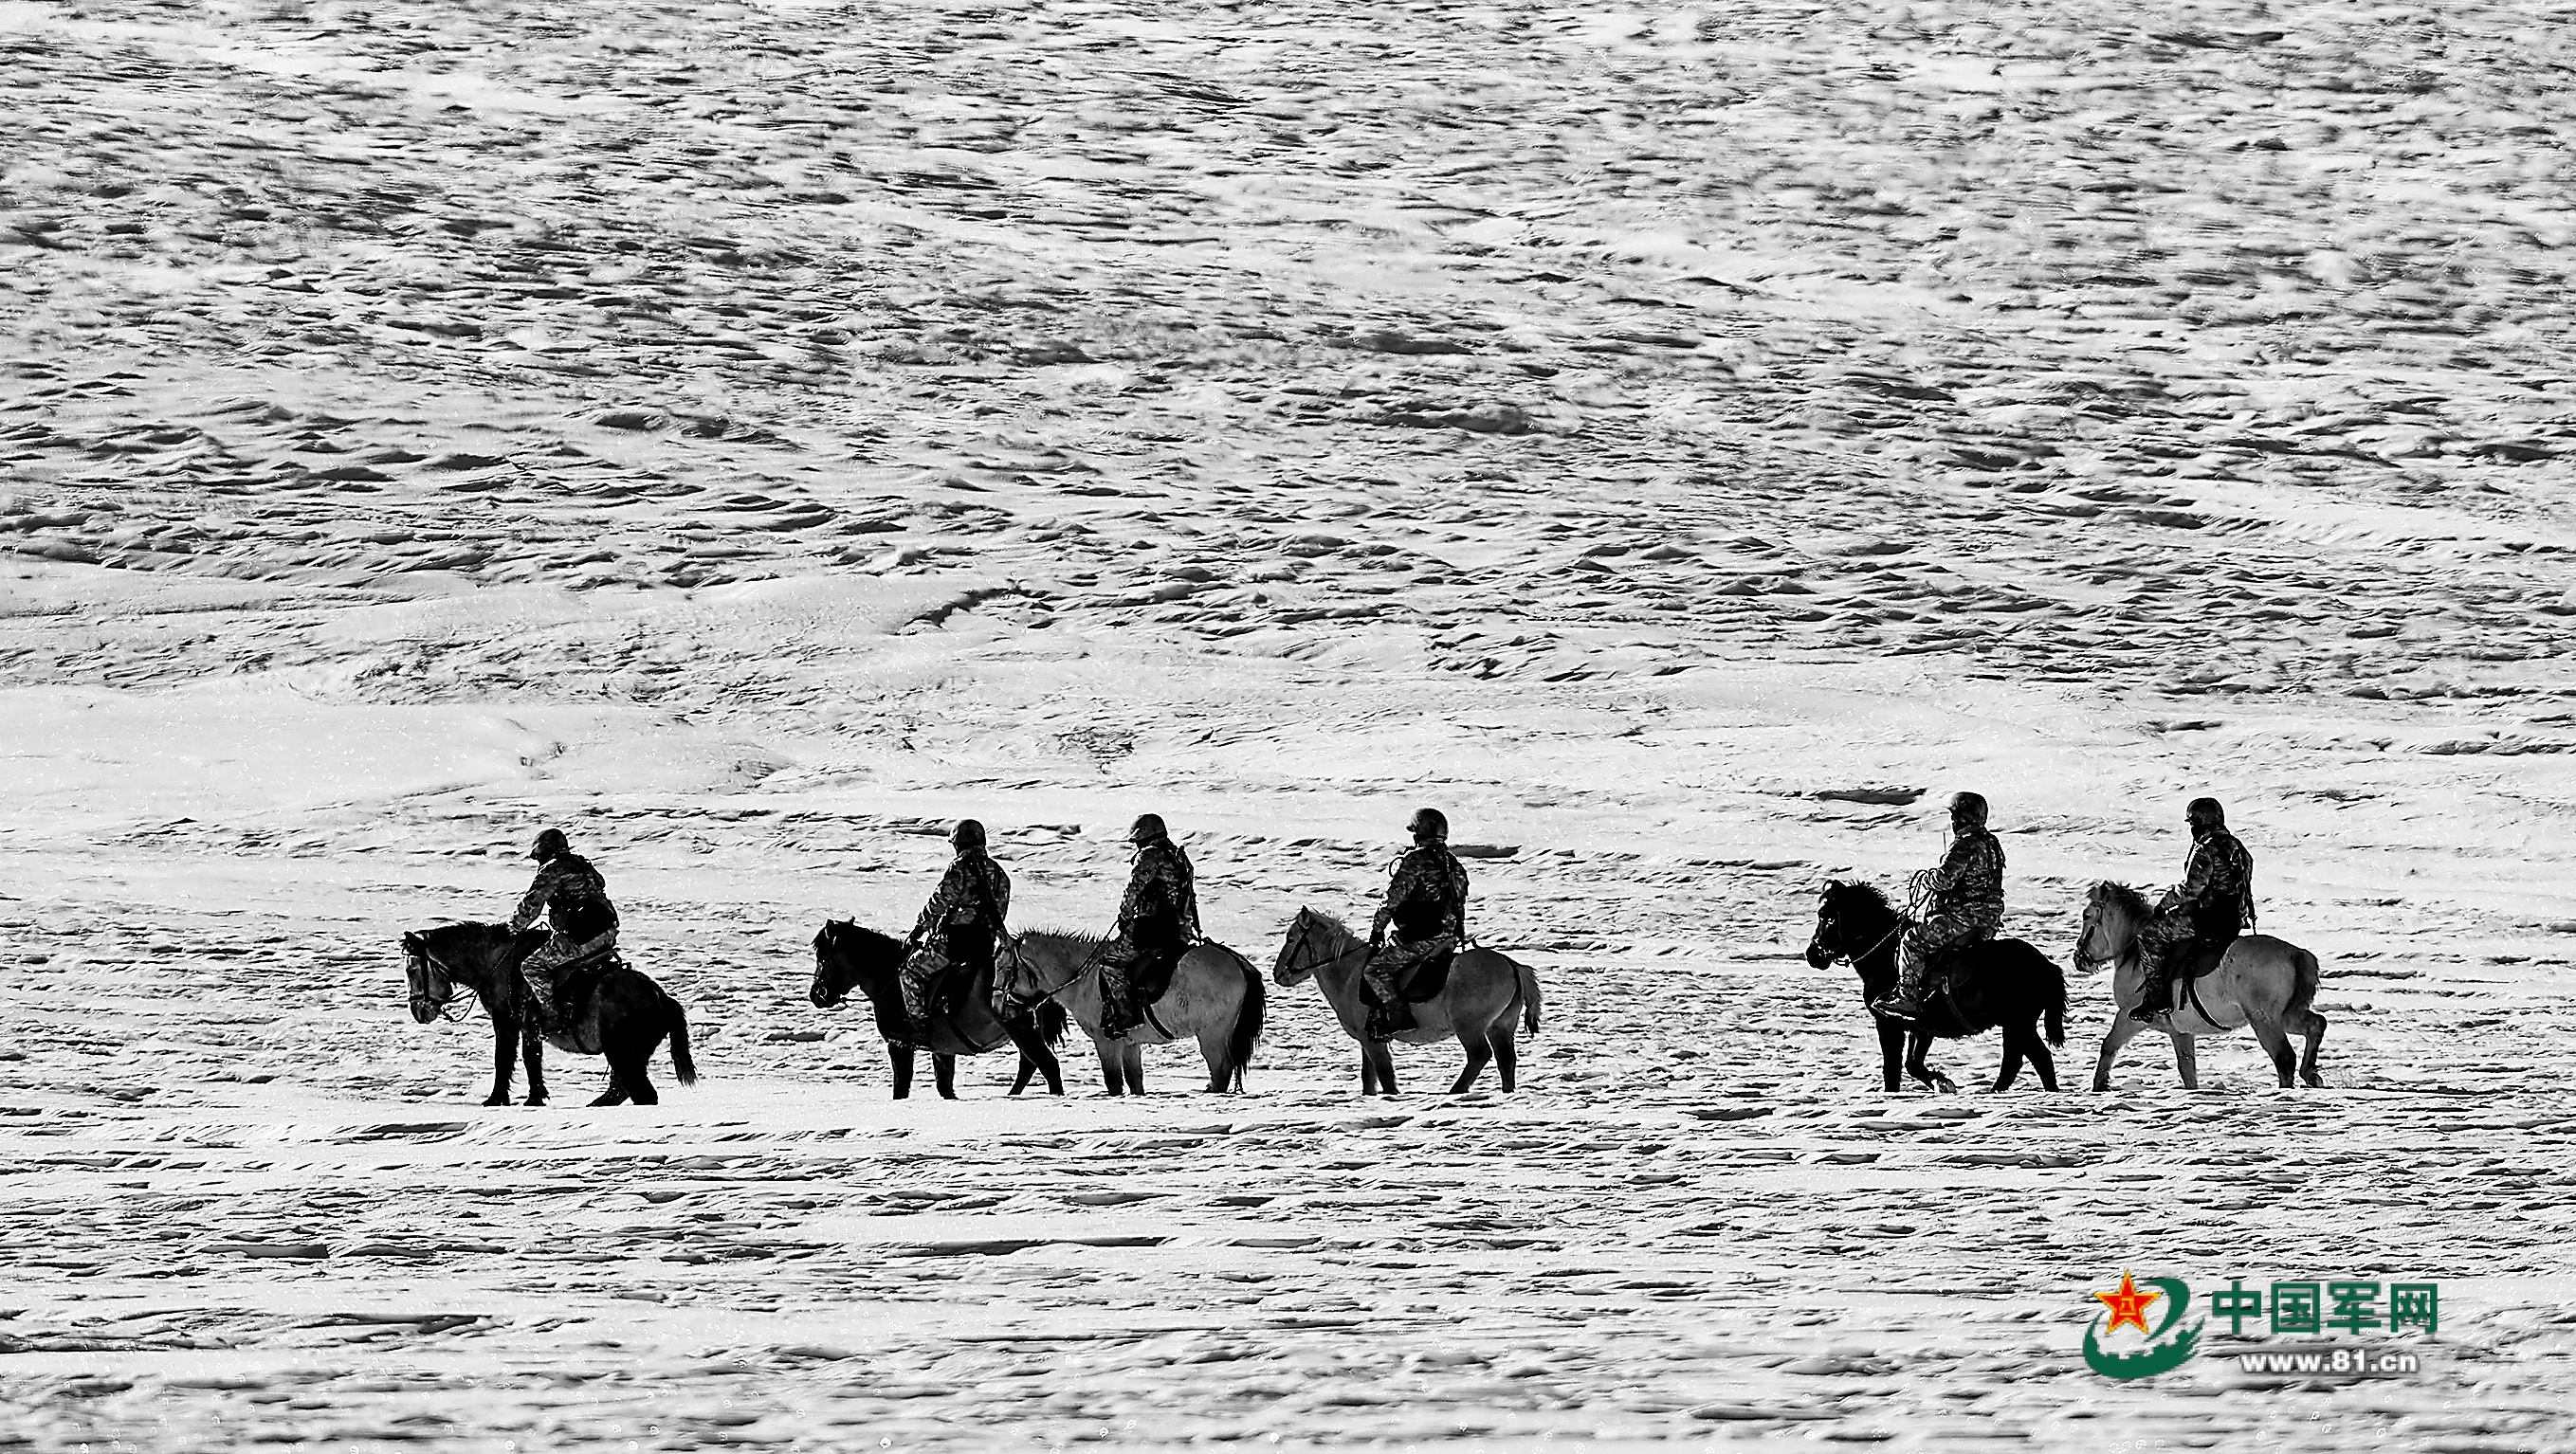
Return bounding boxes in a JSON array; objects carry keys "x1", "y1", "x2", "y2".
[{"x1": 2129, "y1": 969, "x2": 2167, "y2": 1023}]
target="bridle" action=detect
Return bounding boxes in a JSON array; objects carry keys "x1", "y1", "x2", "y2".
[
  {"x1": 994, "y1": 936, "x2": 1085, "y2": 1015},
  {"x1": 1813, "y1": 896, "x2": 1908, "y2": 968},
  {"x1": 406, "y1": 945, "x2": 475, "y2": 1024}
]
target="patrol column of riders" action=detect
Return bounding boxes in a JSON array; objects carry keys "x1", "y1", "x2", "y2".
[
  {"x1": 2130, "y1": 796, "x2": 2257, "y2": 1023},
  {"x1": 903, "y1": 819, "x2": 1012, "y2": 1041},
  {"x1": 1093, "y1": 813, "x2": 1201, "y2": 1040},
  {"x1": 1365, "y1": 808, "x2": 1471, "y2": 1042},
  {"x1": 512, "y1": 827, "x2": 619, "y2": 1027},
  {"x1": 1873, "y1": 791, "x2": 2004, "y2": 1023}
]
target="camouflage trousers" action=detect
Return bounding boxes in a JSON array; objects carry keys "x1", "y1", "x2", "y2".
[
  {"x1": 1364, "y1": 935, "x2": 1454, "y2": 1009},
  {"x1": 524, "y1": 930, "x2": 616, "y2": 1025},
  {"x1": 1093, "y1": 934, "x2": 1179, "y2": 1038},
  {"x1": 1897, "y1": 908, "x2": 1999, "y2": 1000},
  {"x1": 2135, "y1": 912, "x2": 2200, "y2": 1011}
]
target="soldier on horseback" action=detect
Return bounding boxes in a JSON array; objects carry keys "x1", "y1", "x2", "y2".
[
  {"x1": 511, "y1": 827, "x2": 619, "y2": 1030},
  {"x1": 1364, "y1": 808, "x2": 1471, "y2": 1043},
  {"x1": 1872, "y1": 791, "x2": 2004, "y2": 1023},
  {"x1": 1094, "y1": 813, "x2": 1201, "y2": 1040},
  {"x1": 903, "y1": 819, "x2": 1012, "y2": 1044},
  {"x1": 2129, "y1": 797, "x2": 2257, "y2": 1024}
]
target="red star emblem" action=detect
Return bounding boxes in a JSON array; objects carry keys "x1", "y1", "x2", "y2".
[{"x1": 2094, "y1": 1271, "x2": 2161, "y2": 1336}]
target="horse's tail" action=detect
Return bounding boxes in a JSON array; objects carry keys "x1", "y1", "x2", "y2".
[
  {"x1": 1226, "y1": 949, "x2": 1265, "y2": 1092},
  {"x1": 667, "y1": 997, "x2": 699, "y2": 1086},
  {"x1": 2284, "y1": 942, "x2": 2323, "y2": 1017},
  {"x1": 2044, "y1": 955, "x2": 2067, "y2": 1046},
  {"x1": 1517, "y1": 961, "x2": 1543, "y2": 1038},
  {"x1": 1036, "y1": 999, "x2": 1069, "y2": 1048}
]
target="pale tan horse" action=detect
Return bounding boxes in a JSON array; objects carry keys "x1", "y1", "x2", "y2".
[
  {"x1": 2075, "y1": 882, "x2": 2327, "y2": 1090},
  {"x1": 1000, "y1": 933, "x2": 1265, "y2": 1095},
  {"x1": 1270, "y1": 908, "x2": 1541, "y2": 1095}
]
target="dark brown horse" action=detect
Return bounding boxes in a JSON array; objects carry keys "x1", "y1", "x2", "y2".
[
  {"x1": 403, "y1": 922, "x2": 696, "y2": 1106},
  {"x1": 809, "y1": 919, "x2": 1066, "y2": 1099},
  {"x1": 1804, "y1": 881, "x2": 2066, "y2": 1093}
]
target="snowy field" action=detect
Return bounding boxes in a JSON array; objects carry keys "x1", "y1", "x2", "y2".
[{"x1": 6, "y1": 0, "x2": 2576, "y2": 1448}]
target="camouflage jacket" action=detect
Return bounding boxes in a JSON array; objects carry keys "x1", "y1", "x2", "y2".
[
  {"x1": 913, "y1": 850, "x2": 1012, "y2": 944},
  {"x1": 1376, "y1": 844, "x2": 1470, "y2": 944},
  {"x1": 511, "y1": 853, "x2": 618, "y2": 939},
  {"x1": 1117, "y1": 840, "x2": 1200, "y2": 941},
  {"x1": 2165, "y1": 828, "x2": 2256, "y2": 938},
  {"x1": 1927, "y1": 828, "x2": 2005, "y2": 918}
]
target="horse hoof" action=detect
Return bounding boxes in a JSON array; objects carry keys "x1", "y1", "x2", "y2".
[
  {"x1": 523, "y1": 1098, "x2": 546, "y2": 1107},
  {"x1": 483, "y1": 1097, "x2": 508, "y2": 1107}
]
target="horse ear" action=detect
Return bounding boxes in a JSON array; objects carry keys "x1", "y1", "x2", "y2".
[{"x1": 401, "y1": 932, "x2": 420, "y2": 951}]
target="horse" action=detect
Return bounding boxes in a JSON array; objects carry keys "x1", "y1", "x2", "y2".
[
  {"x1": 402, "y1": 922, "x2": 696, "y2": 1107},
  {"x1": 2074, "y1": 882, "x2": 2326, "y2": 1090},
  {"x1": 808, "y1": 919, "x2": 1066, "y2": 1099},
  {"x1": 1804, "y1": 881, "x2": 2067, "y2": 1093},
  {"x1": 1270, "y1": 909, "x2": 1540, "y2": 1095},
  {"x1": 999, "y1": 933, "x2": 1265, "y2": 1095}
]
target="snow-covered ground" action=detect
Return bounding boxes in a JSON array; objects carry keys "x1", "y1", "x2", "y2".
[{"x1": 5, "y1": 0, "x2": 2574, "y2": 1448}]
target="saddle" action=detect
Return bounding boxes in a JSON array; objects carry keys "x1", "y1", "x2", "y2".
[
  {"x1": 1366, "y1": 938, "x2": 1456, "y2": 1005},
  {"x1": 1130, "y1": 942, "x2": 1189, "y2": 1009}
]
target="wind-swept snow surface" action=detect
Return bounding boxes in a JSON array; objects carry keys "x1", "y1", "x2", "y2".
[{"x1": 5, "y1": 0, "x2": 2574, "y2": 1448}]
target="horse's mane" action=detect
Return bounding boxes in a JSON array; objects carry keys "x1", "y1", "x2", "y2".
[
  {"x1": 1020, "y1": 928, "x2": 1106, "y2": 955},
  {"x1": 2092, "y1": 881, "x2": 2155, "y2": 919},
  {"x1": 1306, "y1": 909, "x2": 1361, "y2": 944},
  {"x1": 1821, "y1": 880, "x2": 1894, "y2": 916},
  {"x1": 411, "y1": 921, "x2": 523, "y2": 948},
  {"x1": 816, "y1": 918, "x2": 904, "y2": 956}
]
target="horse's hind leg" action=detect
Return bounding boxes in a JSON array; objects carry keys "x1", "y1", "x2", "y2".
[
  {"x1": 1491, "y1": 1025, "x2": 1519, "y2": 1094},
  {"x1": 2027, "y1": 1032, "x2": 2059, "y2": 1092},
  {"x1": 1004, "y1": 1023, "x2": 1064, "y2": 1097},
  {"x1": 2248, "y1": 1016, "x2": 2296, "y2": 1089},
  {"x1": 2291, "y1": 1007, "x2": 2326, "y2": 1087},
  {"x1": 1992, "y1": 1027, "x2": 2027, "y2": 1093},
  {"x1": 625, "y1": 1053, "x2": 659, "y2": 1106},
  {"x1": 1448, "y1": 1028, "x2": 1492, "y2": 1095},
  {"x1": 1197, "y1": 1027, "x2": 1233, "y2": 1094},
  {"x1": 590, "y1": 1064, "x2": 632, "y2": 1108},
  {"x1": 934, "y1": 1053, "x2": 959, "y2": 1100}
]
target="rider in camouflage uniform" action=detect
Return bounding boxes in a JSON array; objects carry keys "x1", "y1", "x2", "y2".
[
  {"x1": 1873, "y1": 791, "x2": 2004, "y2": 1022},
  {"x1": 1093, "y1": 813, "x2": 1201, "y2": 1040},
  {"x1": 1365, "y1": 808, "x2": 1471, "y2": 1042},
  {"x1": 512, "y1": 827, "x2": 619, "y2": 1029},
  {"x1": 2130, "y1": 797, "x2": 2257, "y2": 1023},
  {"x1": 903, "y1": 820, "x2": 1012, "y2": 1044}
]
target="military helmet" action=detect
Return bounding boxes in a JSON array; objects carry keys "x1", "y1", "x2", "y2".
[
  {"x1": 530, "y1": 827, "x2": 569, "y2": 862},
  {"x1": 951, "y1": 818, "x2": 987, "y2": 849},
  {"x1": 1408, "y1": 807, "x2": 1450, "y2": 842},
  {"x1": 1948, "y1": 791, "x2": 1990, "y2": 827},
  {"x1": 1129, "y1": 812, "x2": 1168, "y2": 845},
  {"x1": 2186, "y1": 796, "x2": 2225, "y2": 827}
]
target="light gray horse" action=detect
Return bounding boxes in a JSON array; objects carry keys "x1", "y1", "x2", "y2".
[
  {"x1": 1001, "y1": 933, "x2": 1265, "y2": 1095},
  {"x1": 1270, "y1": 908, "x2": 1540, "y2": 1095},
  {"x1": 2076, "y1": 882, "x2": 2327, "y2": 1090}
]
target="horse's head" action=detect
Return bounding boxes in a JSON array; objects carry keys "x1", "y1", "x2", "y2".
[
  {"x1": 402, "y1": 931, "x2": 456, "y2": 1025},
  {"x1": 1271, "y1": 907, "x2": 1352, "y2": 987},
  {"x1": 2076, "y1": 882, "x2": 2152, "y2": 968},
  {"x1": 1807, "y1": 881, "x2": 1894, "y2": 970},
  {"x1": 812, "y1": 919, "x2": 904, "y2": 1009}
]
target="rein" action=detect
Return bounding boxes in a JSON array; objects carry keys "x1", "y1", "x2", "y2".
[{"x1": 408, "y1": 948, "x2": 481, "y2": 1024}]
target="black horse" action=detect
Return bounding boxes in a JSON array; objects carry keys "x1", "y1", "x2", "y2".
[
  {"x1": 1804, "y1": 881, "x2": 2066, "y2": 1092},
  {"x1": 403, "y1": 922, "x2": 696, "y2": 1107},
  {"x1": 810, "y1": 920, "x2": 1067, "y2": 1100}
]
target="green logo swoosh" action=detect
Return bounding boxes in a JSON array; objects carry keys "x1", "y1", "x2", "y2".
[{"x1": 2083, "y1": 1278, "x2": 2203, "y2": 1381}]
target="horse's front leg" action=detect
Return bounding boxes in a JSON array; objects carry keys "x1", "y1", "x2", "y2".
[
  {"x1": 888, "y1": 1043, "x2": 917, "y2": 1100},
  {"x1": 521, "y1": 1023, "x2": 547, "y2": 1106},
  {"x1": 934, "y1": 1053, "x2": 959, "y2": 1100},
  {"x1": 1905, "y1": 1031, "x2": 1952, "y2": 1093},
  {"x1": 1877, "y1": 1018, "x2": 1906, "y2": 1093},
  {"x1": 1094, "y1": 1040, "x2": 1124, "y2": 1096},
  {"x1": 484, "y1": 1019, "x2": 514, "y2": 1107},
  {"x1": 2170, "y1": 1031, "x2": 2198, "y2": 1090},
  {"x1": 2090, "y1": 1013, "x2": 2147, "y2": 1092}
]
